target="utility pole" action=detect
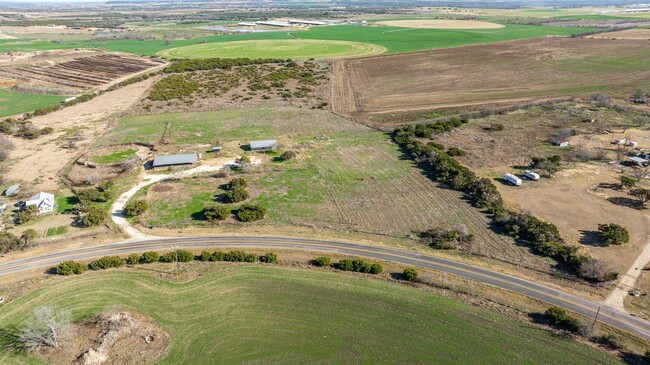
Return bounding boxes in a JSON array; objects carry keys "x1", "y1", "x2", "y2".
[
  {"x1": 172, "y1": 245, "x2": 180, "y2": 280},
  {"x1": 591, "y1": 306, "x2": 601, "y2": 333}
]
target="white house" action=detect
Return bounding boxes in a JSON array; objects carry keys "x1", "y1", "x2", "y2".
[{"x1": 25, "y1": 192, "x2": 55, "y2": 214}]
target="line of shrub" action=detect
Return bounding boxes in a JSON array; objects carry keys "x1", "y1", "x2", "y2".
[
  {"x1": 393, "y1": 120, "x2": 617, "y2": 282},
  {"x1": 335, "y1": 258, "x2": 383, "y2": 274},
  {"x1": 164, "y1": 58, "x2": 288, "y2": 73}
]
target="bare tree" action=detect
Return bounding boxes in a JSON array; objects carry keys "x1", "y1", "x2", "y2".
[
  {"x1": 19, "y1": 306, "x2": 71, "y2": 352},
  {"x1": 615, "y1": 144, "x2": 629, "y2": 162},
  {"x1": 119, "y1": 157, "x2": 139, "y2": 173},
  {"x1": 86, "y1": 173, "x2": 101, "y2": 185}
]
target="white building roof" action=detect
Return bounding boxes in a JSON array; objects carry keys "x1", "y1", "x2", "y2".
[
  {"x1": 152, "y1": 154, "x2": 198, "y2": 167},
  {"x1": 630, "y1": 156, "x2": 649, "y2": 164},
  {"x1": 250, "y1": 140, "x2": 277, "y2": 150},
  {"x1": 4, "y1": 184, "x2": 19, "y2": 196},
  {"x1": 27, "y1": 192, "x2": 54, "y2": 203}
]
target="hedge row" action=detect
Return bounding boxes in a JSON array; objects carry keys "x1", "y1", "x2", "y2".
[
  {"x1": 164, "y1": 58, "x2": 288, "y2": 73},
  {"x1": 393, "y1": 121, "x2": 616, "y2": 282}
]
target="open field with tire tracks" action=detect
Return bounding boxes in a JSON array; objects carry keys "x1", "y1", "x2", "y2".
[{"x1": 331, "y1": 37, "x2": 650, "y2": 121}]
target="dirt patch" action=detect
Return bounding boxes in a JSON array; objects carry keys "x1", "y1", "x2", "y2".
[
  {"x1": 38, "y1": 311, "x2": 168, "y2": 365},
  {"x1": 589, "y1": 28, "x2": 650, "y2": 40},
  {"x1": 376, "y1": 19, "x2": 505, "y2": 29},
  {"x1": 331, "y1": 37, "x2": 650, "y2": 122},
  {"x1": 151, "y1": 183, "x2": 174, "y2": 193}
]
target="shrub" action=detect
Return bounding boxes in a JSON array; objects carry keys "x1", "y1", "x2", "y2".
[
  {"x1": 224, "y1": 188, "x2": 249, "y2": 203},
  {"x1": 124, "y1": 200, "x2": 148, "y2": 217},
  {"x1": 313, "y1": 256, "x2": 331, "y2": 267},
  {"x1": 15, "y1": 205, "x2": 37, "y2": 225},
  {"x1": 599, "y1": 333, "x2": 624, "y2": 349},
  {"x1": 259, "y1": 252, "x2": 278, "y2": 263},
  {"x1": 620, "y1": 175, "x2": 636, "y2": 190},
  {"x1": 226, "y1": 177, "x2": 248, "y2": 190},
  {"x1": 200, "y1": 251, "x2": 212, "y2": 261},
  {"x1": 598, "y1": 223, "x2": 629, "y2": 246},
  {"x1": 236, "y1": 203, "x2": 266, "y2": 222},
  {"x1": 403, "y1": 267, "x2": 418, "y2": 282},
  {"x1": 220, "y1": 250, "x2": 256, "y2": 262},
  {"x1": 128, "y1": 253, "x2": 140, "y2": 265},
  {"x1": 544, "y1": 306, "x2": 580, "y2": 332},
  {"x1": 578, "y1": 258, "x2": 618, "y2": 282},
  {"x1": 489, "y1": 123, "x2": 504, "y2": 131},
  {"x1": 203, "y1": 204, "x2": 230, "y2": 221},
  {"x1": 55, "y1": 261, "x2": 86, "y2": 275},
  {"x1": 335, "y1": 258, "x2": 382, "y2": 274},
  {"x1": 81, "y1": 206, "x2": 107, "y2": 227},
  {"x1": 20, "y1": 229, "x2": 38, "y2": 243},
  {"x1": 77, "y1": 188, "x2": 100, "y2": 202},
  {"x1": 88, "y1": 256, "x2": 124, "y2": 270},
  {"x1": 279, "y1": 150, "x2": 297, "y2": 161},
  {"x1": 160, "y1": 249, "x2": 194, "y2": 263},
  {"x1": 140, "y1": 251, "x2": 160, "y2": 264},
  {"x1": 447, "y1": 147, "x2": 466, "y2": 157}
]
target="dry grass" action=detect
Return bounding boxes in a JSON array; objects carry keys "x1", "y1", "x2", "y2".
[
  {"x1": 331, "y1": 38, "x2": 650, "y2": 122},
  {"x1": 588, "y1": 28, "x2": 650, "y2": 40}
]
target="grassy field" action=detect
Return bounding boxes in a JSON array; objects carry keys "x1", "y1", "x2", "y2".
[
  {"x1": 90, "y1": 148, "x2": 137, "y2": 164},
  {"x1": 0, "y1": 89, "x2": 66, "y2": 118},
  {"x1": 123, "y1": 105, "x2": 551, "y2": 271},
  {"x1": 158, "y1": 39, "x2": 387, "y2": 60},
  {"x1": 0, "y1": 24, "x2": 598, "y2": 56},
  {"x1": 0, "y1": 266, "x2": 621, "y2": 364}
]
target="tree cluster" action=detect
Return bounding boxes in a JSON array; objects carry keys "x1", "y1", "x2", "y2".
[
  {"x1": 236, "y1": 203, "x2": 266, "y2": 222},
  {"x1": 418, "y1": 226, "x2": 474, "y2": 250},
  {"x1": 55, "y1": 260, "x2": 86, "y2": 275},
  {"x1": 199, "y1": 250, "x2": 257, "y2": 263},
  {"x1": 164, "y1": 58, "x2": 287, "y2": 73},
  {"x1": 544, "y1": 306, "x2": 581, "y2": 333},
  {"x1": 88, "y1": 256, "x2": 124, "y2": 270},
  {"x1": 223, "y1": 177, "x2": 250, "y2": 203},
  {"x1": 597, "y1": 224, "x2": 629, "y2": 246},
  {"x1": 530, "y1": 155, "x2": 562, "y2": 177},
  {"x1": 124, "y1": 200, "x2": 148, "y2": 218},
  {"x1": 312, "y1": 256, "x2": 331, "y2": 267},
  {"x1": 160, "y1": 249, "x2": 194, "y2": 263}
]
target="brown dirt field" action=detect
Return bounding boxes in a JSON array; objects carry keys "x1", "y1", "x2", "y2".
[
  {"x1": 497, "y1": 163, "x2": 650, "y2": 276},
  {"x1": 331, "y1": 38, "x2": 650, "y2": 122},
  {"x1": 376, "y1": 19, "x2": 505, "y2": 29},
  {"x1": 38, "y1": 311, "x2": 168, "y2": 365},
  {"x1": 589, "y1": 28, "x2": 650, "y2": 40},
  {"x1": 4, "y1": 76, "x2": 159, "y2": 192}
]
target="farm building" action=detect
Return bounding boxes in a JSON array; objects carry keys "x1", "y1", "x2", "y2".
[
  {"x1": 552, "y1": 139, "x2": 569, "y2": 147},
  {"x1": 152, "y1": 153, "x2": 198, "y2": 169},
  {"x1": 629, "y1": 156, "x2": 649, "y2": 166},
  {"x1": 289, "y1": 19, "x2": 327, "y2": 26},
  {"x1": 4, "y1": 184, "x2": 19, "y2": 197},
  {"x1": 238, "y1": 22, "x2": 256, "y2": 27},
  {"x1": 25, "y1": 192, "x2": 55, "y2": 214},
  {"x1": 250, "y1": 140, "x2": 278, "y2": 152},
  {"x1": 256, "y1": 21, "x2": 291, "y2": 27}
]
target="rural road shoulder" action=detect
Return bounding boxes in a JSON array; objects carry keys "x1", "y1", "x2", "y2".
[{"x1": 1, "y1": 236, "x2": 650, "y2": 341}]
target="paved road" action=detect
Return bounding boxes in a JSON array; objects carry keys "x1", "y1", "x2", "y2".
[{"x1": 2, "y1": 236, "x2": 650, "y2": 340}]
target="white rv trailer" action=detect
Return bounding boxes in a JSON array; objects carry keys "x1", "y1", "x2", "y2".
[
  {"x1": 504, "y1": 173, "x2": 522, "y2": 186},
  {"x1": 524, "y1": 170, "x2": 540, "y2": 181}
]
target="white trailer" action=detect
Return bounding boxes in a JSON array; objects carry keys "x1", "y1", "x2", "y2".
[
  {"x1": 524, "y1": 170, "x2": 540, "y2": 181},
  {"x1": 504, "y1": 173, "x2": 522, "y2": 186}
]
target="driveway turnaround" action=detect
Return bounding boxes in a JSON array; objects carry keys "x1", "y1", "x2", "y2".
[{"x1": 1, "y1": 236, "x2": 649, "y2": 340}]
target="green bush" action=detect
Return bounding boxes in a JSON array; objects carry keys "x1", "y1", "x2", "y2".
[
  {"x1": 447, "y1": 147, "x2": 467, "y2": 157},
  {"x1": 200, "y1": 251, "x2": 213, "y2": 261},
  {"x1": 224, "y1": 188, "x2": 249, "y2": 203},
  {"x1": 20, "y1": 229, "x2": 38, "y2": 243},
  {"x1": 149, "y1": 74, "x2": 199, "y2": 101},
  {"x1": 204, "y1": 250, "x2": 256, "y2": 262},
  {"x1": 89, "y1": 256, "x2": 124, "y2": 270},
  {"x1": 203, "y1": 204, "x2": 230, "y2": 221},
  {"x1": 55, "y1": 260, "x2": 86, "y2": 275},
  {"x1": 598, "y1": 223, "x2": 629, "y2": 246},
  {"x1": 403, "y1": 267, "x2": 418, "y2": 282},
  {"x1": 313, "y1": 256, "x2": 331, "y2": 267},
  {"x1": 128, "y1": 253, "x2": 140, "y2": 265},
  {"x1": 336, "y1": 259, "x2": 382, "y2": 274},
  {"x1": 489, "y1": 123, "x2": 504, "y2": 131},
  {"x1": 141, "y1": 251, "x2": 160, "y2": 264},
  {"x1": 78, "y1": 188, "x2": 100, "y2": 202},
  {"x1": 124, "y1": 200, "x2": 148, "y2": 217},
  {"x1": 236, "y1": 203, "x2": 266, "y2": 222},
  {"x1": 160, "y1": 249, "x2": 194, "y2": 263},
  {"x1": 259, "y1": 252, "x2": 278, "y2": 263},
  {"x1": 544, "y1": 306, "x2": 580, "y2": 333},
  {"x1": 81, "y1": 206, "x2": 107, "y2": 227},
  {"x1": 620, "y1": 175, "x2": 636, "y2": 190},
  {"x1": 599, "y1": 333, "x2": 624, "y2": 349},
  {"x1": 15, "y1": 205, "x2": 37, "y2": 225},
  {"x1": 226, "y1": 177, "x2": 248, "y2": 190}
]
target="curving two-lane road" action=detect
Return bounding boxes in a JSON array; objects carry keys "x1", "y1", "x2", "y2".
[{"x1": 1, "y1": 236, "x2": 650, "y2": 340}]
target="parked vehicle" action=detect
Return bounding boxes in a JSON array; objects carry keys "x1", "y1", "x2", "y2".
[
  {"x1": 524, "y1": 170, "x2": 540, "y2": 181},
  {"x1": 504, "y1": 173, "x2": 522, "y2": 186}
]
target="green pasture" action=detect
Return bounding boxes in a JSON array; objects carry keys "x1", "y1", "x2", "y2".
[
  {"x1": 91, "y1": 149, "x2": 137, "y2": 164},
  {"x1": 0, "y1": 266, "x2": 621, "y2": 364},
  {"x1": 158, "y1": 39, "x2": 386, "y2": 60},
  {"x1": 0, "y1": 89, "x2": 66, "y2": 118}
]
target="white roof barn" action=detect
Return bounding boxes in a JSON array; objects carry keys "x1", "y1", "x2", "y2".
[
  {"x1": 152, "y1": 154, "x2": 198, "y2": 169},
  {"x1": 250, "y1": 140, "x2": 278, "y2": 151},
  {"x1": 4, "y1": 184, "x2": 19, "y2": 196},
  {"x1": 25, "y1": 192, "x2": 55, "y2": 214}
]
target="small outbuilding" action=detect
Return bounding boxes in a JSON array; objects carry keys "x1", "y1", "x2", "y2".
[
  {"x1": 4, "y1": 184, "x2": 19, "y2": 197},
  {"x1": 250, "y1": 140, "x2": 278, "y2": 152},
  {"x1": 629, "y1": 156, "x2": 649, "y2": 166},
  {"x1": 552, "y1": 139, "x2": 569, "y2": 147},
  {"x1": 152, "y1": 153, "x2": 198, "y2": 169},
  {"x1": 25, "y1": 192, "x2": 55, "y2": 214}
]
